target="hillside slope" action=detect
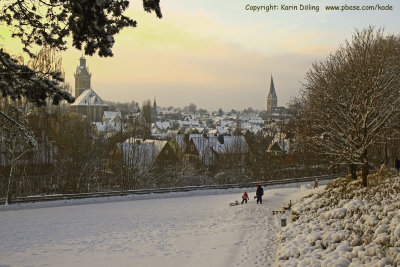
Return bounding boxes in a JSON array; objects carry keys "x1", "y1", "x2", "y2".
[{"x1": 278, "y1": 167, "x2": 400, "y2": 266}]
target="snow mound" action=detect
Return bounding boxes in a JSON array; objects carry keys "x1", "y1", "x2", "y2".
[{"x1": 278, "y1": 167, "x2": 400, "y2": 266}]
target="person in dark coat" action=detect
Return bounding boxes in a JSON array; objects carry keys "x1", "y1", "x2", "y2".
[
  {"x1": 395, "y1": 158, "x2": 400, "y2": 171},
  {"x1": 256, "y1": 184, "x2": 264, "y2": 204}
]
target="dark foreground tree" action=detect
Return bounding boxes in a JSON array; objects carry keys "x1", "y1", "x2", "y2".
[
  {"x1": 0, "y1": 0, "x2": 162, "y2": 57},
  {"x1": 297, "y1": 28, "x2": 400, "y2": 187},
  {"x1": 0, "y1": 0, "x2": 162, "y2": 106}
]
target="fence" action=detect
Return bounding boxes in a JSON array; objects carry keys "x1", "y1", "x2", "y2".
[{"x1": 0, "y1": 173, "x2": 344, "y2": 205}]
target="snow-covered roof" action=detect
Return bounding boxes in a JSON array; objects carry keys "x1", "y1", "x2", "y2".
[
  {"x1": 103, "y1": 111, "x2": 121, "y2": 120},
  {"x1": 191, "y1": 137, "x2": 217, "y2": 166},
  {"x1": 94, "y1": 121, "x2": 128, "y2": 138},
  {"x1": 248, "y1": 117, "x2": 264, "y2": 124},
  {"x1": 118, "y1": 138, "x2": 168, "y2": 173},
  {"x1": 174, "y1": 134, "x2": 187, "y2": 153},
  {"x1": 208, "y1": 129, "x2": 219, "y2": 135},
  {"x1": 154, "y1": 121, "x2": 171, "y2": 130},
  {"x1": 178, "y1": 120, "x2": 201, "y2": 128},
  {"x1": 210, "y1": 136, "x2": 249, "y2": 155},
  {"x1": 268, "y1": 133, "x2": 289, "y2": 153},
  {"x1": 190, "y1": 135, "x2": 249, "y2": 165},
  {"x1": 220, "y1": 120, "x2": 234, "y2": 127},
  {"x1": 94, "y1": 121, "x2": 121, "y2": 133},
  {"x1": 71, "y1": 89, "x2": 108, "y2": 107},
  {"x1": 215, "y1": 126, "x2": 230, "y2": 135}
]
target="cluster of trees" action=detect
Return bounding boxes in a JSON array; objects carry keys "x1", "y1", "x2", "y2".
[
  {"x1": 1, "y1": 102, "x2": 332, "y2": 200},
  {"x1": 290, "y1": 27, "x2": 400, "y2": 187}
]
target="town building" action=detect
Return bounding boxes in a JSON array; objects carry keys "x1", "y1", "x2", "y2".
[
  {"x1": 70, "y1": 56, "x2": 108, "y2": 122},
  {"x1": 265, "y1": 75, "x2": 290, "y2": 120},
  {"x1": 267, "y1": 75, "x2": 278, "y2": 113}
]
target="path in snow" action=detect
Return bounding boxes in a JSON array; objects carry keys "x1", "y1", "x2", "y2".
[{"x1": 0, "y1": 186, "x2": 315, "y2": 267}]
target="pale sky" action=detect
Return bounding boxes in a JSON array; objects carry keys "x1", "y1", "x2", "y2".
[{"x1": 1, "y1": 0, "x2": 400, "y2": 111}]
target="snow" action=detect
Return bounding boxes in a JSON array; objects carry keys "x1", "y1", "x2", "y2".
[
  {"x1": 278, "y1": 171, "x2": 400, "y2": 266},
  {"x1": 0, "y1": 185, "x2": 314, "y2": 267},
  {"x1": 71, "y1": 89, "x2": 108, "y2": 107}
]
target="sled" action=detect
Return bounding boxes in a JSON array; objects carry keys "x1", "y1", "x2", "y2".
[
  {"x1": 272, "y1": 210, "x2": 286, "y2": 215},
  {"x1": 229, "y1": 200, "x2": 239, "y2": 206}
]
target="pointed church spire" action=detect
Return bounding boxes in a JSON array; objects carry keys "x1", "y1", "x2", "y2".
[
  {"x1": 269, "y1": 74, "x2": 277, "y2": 97},
  {"x1": 267, "y1": 74, "x2": 278, "y2": 113},
  {"x1": 80, "y1": 56, "x2": 86, "y2": 67}
]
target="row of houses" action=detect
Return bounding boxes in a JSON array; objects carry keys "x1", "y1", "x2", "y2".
[
  {"x1": 95, "y1": 108, "x2": 288, "y2": 139},
  {"x1": 112, "y1": 134, "x2": 250, "y2": 174}
]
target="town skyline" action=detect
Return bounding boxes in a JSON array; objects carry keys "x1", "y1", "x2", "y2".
[{"x1": 1, "y1": 0, "x2": 399, "y2": 110}]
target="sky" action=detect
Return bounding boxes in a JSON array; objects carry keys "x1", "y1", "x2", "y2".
[{"x1": 1, "y1": 0, "x2": 400, "y2": 111}]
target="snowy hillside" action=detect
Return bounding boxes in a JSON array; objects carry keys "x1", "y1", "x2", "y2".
[
  {"x1": 278, "y1": 167, "x2": 400, "y2": 266},
  {"x1": 0, "y1": 186, "x2": 313, "y2": 267}
]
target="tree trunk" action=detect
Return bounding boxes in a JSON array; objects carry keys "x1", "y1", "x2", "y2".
[
  {"x1": 361, "y1": 163, "x2": 368, "y2": 187},
  {"x1": 6, "y1": 164, "x2": 15, "y2": 205},
  {"x1": 350, "y1": 164, "x2": 357, "y2": 179}
]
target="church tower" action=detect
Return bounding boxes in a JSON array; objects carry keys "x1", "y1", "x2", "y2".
[
  {"x1": 74, "y1": 56, "x2": 92, "y2": 98},
  {"x1": 267, "y1": 75, "x2": 278, "y2": 113}
]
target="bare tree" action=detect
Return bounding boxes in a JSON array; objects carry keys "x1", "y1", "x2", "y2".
[
  {"x1": 297, "y1": 27, "x2": 400, "y2": 187},
  {"x1": 188, "y1": 103, "x2": 197, "y2": 114},
  {"x1": 142, "y1": 99, "x2": 152, "y2": 136},
  {"x1": 0, "y1": 98, "x2": 37, "y2": 204}
]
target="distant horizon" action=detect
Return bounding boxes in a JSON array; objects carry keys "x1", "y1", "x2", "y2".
[{"x1": 103, "y1": 96, "x2": 273, "y2": 113}]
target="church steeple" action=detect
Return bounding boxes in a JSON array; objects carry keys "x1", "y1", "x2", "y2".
[
  {"x1": 269, "y1": 75, "x2": 277, "y2": 98},
  {"x1": 267, "y1": 75, "x2": 278, "y2": 113},
  {"x1": 74, "y1": 56, "x2": 92, "y2": 98}
]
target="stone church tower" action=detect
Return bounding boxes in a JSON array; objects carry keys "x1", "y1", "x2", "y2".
[
  {"x1": 267, "y1": 75, "x2": 277, "y2": 113},
  {"x1": 74, "y1": 56, "x2": 92, "y2": 98},
  {"x1": 70, "y1": 56, "x2": 108, "y2": 122}
]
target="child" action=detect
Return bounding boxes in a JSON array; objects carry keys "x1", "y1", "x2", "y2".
[
  {"x1": 313, "y1": 179, "x2": 318, "y2": 189},
  {"x1": 241, "y1": 191, "x2": 249, "y2": 204}
]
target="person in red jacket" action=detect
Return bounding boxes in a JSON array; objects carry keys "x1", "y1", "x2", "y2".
[
  {"x1": 241, "y1": 191, "x2": 249, "y2": 204},
  {"x1": 313, "y1": 179, "x2": 319, "y2": 189}
]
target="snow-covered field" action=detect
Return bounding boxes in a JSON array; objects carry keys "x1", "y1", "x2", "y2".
[{"x1": 0, "y1": 184, "x2": 317, "y2": 267}]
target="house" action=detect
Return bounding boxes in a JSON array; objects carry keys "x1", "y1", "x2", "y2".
[
  {"x1": 70, "y1": 89, "x2": 109, "y2": 122},
  {"x1": 184, "y1": 136, "x2": 217, "y2": 166},
  {"x1": 151, "y1": 121, "x2": 171, "y2": 135},
  {"x1": 113, "y1": 137, "x2": 180, "y2": 174},
  {"x1": 267, "y1": 133, "x2": 290, "y2": 156},
  {"x1": 103, "y1": 111, "x2": 121, "y2": 123},
  {"x1": 183, "y1": 135, "x2": 249, "y2": 167},
  {"x1": 94, "y1": 112, "x2": 128, "y2": 137}
]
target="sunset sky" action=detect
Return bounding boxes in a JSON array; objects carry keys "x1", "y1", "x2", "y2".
[{"x1": 1, "y1": 0, "x2": 400, "y2": 111}]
